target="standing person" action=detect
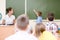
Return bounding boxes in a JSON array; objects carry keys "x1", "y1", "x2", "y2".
[
  {"x1": 45, "y1": 13, "x2": 58, "y2": 35},
  {"x1": 2, "y1": 7, "x2": 15, "y2": 25},
  {"x1": 33, "y1": 9, "x2": 42, "y2": 24},
  {"x1": 5, "y1": 14, "x2": 38, "y2": 40}
]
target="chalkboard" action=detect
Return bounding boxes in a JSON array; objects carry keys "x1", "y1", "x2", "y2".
[
  {"x1": 27, "y1": 0, "x2": 60, "y2": 19},
  {"x1": 6, "y1": 0, "x2": 60, "y2": 19},
  {"x1": 6, "y1": 0, "x2": 25, "y2": 18}
]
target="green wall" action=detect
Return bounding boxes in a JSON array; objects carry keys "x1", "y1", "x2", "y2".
[
  {"x1": 6, "y1": 0, "x2": 25, "y2": 18},
  {"x1": 6, "y1": 0, "x2": 60, "y2": 19}
]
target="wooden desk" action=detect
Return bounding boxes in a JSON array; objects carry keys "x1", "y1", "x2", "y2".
[
  {"x1": 0, "y1": 25, "x2": 60, "y2": 40},
  {"x1": 0, "y1": 25, "x2": 15, "y2": 40}
]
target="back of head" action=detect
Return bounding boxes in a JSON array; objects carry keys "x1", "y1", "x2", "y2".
[
  {"x1": 48, "y1": 16, "x2": 54, "y2": 21},
  {"x1": 47, "y1": 12, "x2": 54, "y2": 17},
  {"x1": 47, "y1": 13, "x2": 54, "y2": 21},
  {"x1": 35, "y1": 23, "x2": 45, "y2": 37},
  {"x1": 39, "y1": 31, "x2": 57, "y2": 40},
  {"x1": 37, "y1": 11, "x2": 42, "y2": 16},
  {"x1": 6, "y1": 7, "x2": 12, "y2": 13},
  {"x1": 16, "y1": 14, "x2": 29, "y2": 30}
]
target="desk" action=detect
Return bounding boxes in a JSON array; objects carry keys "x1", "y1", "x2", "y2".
[
  {"x1": 0, "y1": 25, "x2": 60, "y2": 40},
  {"x1": 0, "y1": 25, "x2": 15, "y2": 40}
]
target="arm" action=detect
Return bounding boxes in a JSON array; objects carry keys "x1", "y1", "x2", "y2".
[
  {"x1": 33, "y1": 9, "x2": 38, "y2": 16},
  {"x1": 2, "y1": 20, "x2": 5, "y2": 25},
  {"x1": 13, "y1": 19, "x2": 16, "y2": 25},
  {"x1": 13, "y1": 15, "x2": 16, "y2": 25}
]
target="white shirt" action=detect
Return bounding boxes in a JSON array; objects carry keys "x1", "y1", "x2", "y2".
[
  {"x1": 5, "y1": 30, "x2": 38, "y2": 40},
  {"x1": 45, "y1": 21, "x2": 58, "y2": 34},
  {"x1": 3, "y1": 14, "x2": 15, "y2": 25},
  {"x1": 36, "y1": 16, "x2": 42, "y2": 24}
]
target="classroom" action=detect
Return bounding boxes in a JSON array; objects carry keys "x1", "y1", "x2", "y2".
[{"x1": 0, "y1": 0, "x2": 60, "y2": 40}]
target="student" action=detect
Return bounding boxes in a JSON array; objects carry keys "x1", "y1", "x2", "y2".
[
  {"x1": 45, "y1": 13, "x2": 58, "y2": 35},
  {"x1": 15, "y1": 15, "x2": 33, "y2": 34},
  {"x1": 37, "y1": 24, "x2": 57, "y2": 40},
  {"x1": 2, "y1": 7, "x2": 15, "y2": 25},
  {"x1": 5, "y1": 14, "x2": 38, "y2": 40},
  {"x1": 33, "y1": 9, "x2": 42, "y2": 24},
  {"x1": 34, "y1": 23, "x2": 45, "y2": 38}
]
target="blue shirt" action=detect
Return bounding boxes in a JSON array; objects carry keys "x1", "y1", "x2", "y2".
[{"x1": 36, "y1": 16, "x2": 42, "y2": 24}]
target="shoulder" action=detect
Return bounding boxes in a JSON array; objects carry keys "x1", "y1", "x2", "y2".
[
  {"x1": 11, "y1": 15, "x2": 15, "y2": 17},
  {"x1": 5, "y1": 34, "x2": 15, "y2": 40},
  {"x1": 51, "y1": 22, "x2": 58, "y2": 27},
  {"x1": 52, "y1": 23, "x2": 58, "y2": 26},
  {"x1": 27, "y1": 34, "x2": 38, "y2": 40},
  {"x1": 43, "y1": 31, "x2": 57, "y2": 40},
  {"x1": 5, "y1": 32, "x2": 18, "y2": 40},
  {"x1": 11, "y1": 15, "x2": 15, "y2": 19},
  {"x1": 38, "y1": 16, "x2": 42, "y2": 18},
  {"x1": 45, "y1": 22, "x2": 50, "y2": 26},
  {"x1": 3, "y1": 15, "x2": 8, "y2": 20},
  {"x1": 4, "y1": 15, "x2": 8, "y2": 17}
]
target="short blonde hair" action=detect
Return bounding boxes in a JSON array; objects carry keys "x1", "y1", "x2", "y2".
[{"x1": 16, "y1": 14, "x2": 29, "y2": 30}]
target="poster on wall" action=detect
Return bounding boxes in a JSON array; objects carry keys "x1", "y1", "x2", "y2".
[{"x1": 0, "y1": 0, "x2": 6, "y2": 24}]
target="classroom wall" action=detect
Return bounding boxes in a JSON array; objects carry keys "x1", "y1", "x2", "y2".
[
  {"x1": 0, "y1": 0, "x2": 6, "y2": 24},
  {"x1": 27, "y1": 0, "x2": 60, "y2": 19},
  {"x1": 6, "y1": 0, "x2": 60, "y2": 19},
  {"x1": 6, "y1": 0, "x2": 25, "y2": 18}
]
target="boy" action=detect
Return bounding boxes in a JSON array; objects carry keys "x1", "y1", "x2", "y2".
[
  {"x1": 33, "y1": 9, "x2": 42, "y2": 24},
  {"x1": 45, "y1": 13, "x2": 58, "y2": 35}
]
